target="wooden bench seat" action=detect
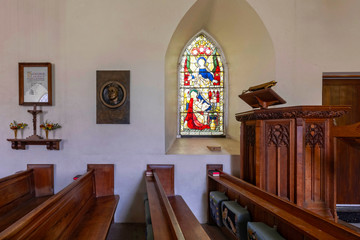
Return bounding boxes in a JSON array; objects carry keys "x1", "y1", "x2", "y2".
[
  {"x1": 207, "y1": 164, "x2": 360, "y2": 240},
  {"x1": 145, "y1": 164, "x2": 210, "y2": 240},
  {"x1": 0, "y1": 164, "x2": 119, "y2": 240},
  {"x1": 71, "y1": 195, "x2": 119, "y2": 240},
  {"x1": 0, "y1": 196, "x2": 49, "y2": 232},
  {"x1": 0, "y1": 164, "x2": 54, "y2": 233},
  {"x1": 168, "y1": 195, "x2": 210, "y2": 240}
]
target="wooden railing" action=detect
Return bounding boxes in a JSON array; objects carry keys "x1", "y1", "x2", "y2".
[{"x1": 207, "y1": 165, "x2": 360, "y2": 240}]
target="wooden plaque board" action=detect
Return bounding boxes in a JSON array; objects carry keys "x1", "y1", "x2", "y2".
[{"x1": 96, "y1": 70, "x2": 130, "y2": 124}]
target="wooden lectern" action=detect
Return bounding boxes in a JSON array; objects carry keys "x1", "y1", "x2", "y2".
[{"x1": 237, "y1": 88, "x2": 350, "y2": 219}]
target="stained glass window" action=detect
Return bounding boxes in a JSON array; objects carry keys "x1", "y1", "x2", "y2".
[{"x1": 179, "y1": 34, "x2": 225, "y2": 136}]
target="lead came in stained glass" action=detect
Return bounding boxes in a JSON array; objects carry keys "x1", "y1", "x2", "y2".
[{"x1": 179, "y1": 34, "x2": 225, "y2": 136}]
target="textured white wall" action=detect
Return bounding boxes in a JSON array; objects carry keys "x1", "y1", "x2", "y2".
[
  {"x1": 1, "y1": 0, "x2": 360, "y2": 223},
  {"x1": 165, "y1": 0, "x2": 276, "y2": 150}
]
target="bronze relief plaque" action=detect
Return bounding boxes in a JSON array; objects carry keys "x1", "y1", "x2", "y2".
[{"x1": 96, "y1": 71, "x2": 130, "y2": 124}]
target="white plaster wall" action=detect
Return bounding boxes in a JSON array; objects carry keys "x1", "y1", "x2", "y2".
[
  {"x1": 165, "y1": 0, "x2": 276, "y2": 150},
  {"x1": 247, "y1": 0, "x2": 360, "y2": 105},
  {"x1": 1, "y1": 0, "x2": 360, "y2": 223}
]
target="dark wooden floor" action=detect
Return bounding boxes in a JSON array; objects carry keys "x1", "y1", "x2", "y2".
[
  {"x1": 106, "y1": 222, "x2": 360, "y2": 239},
  {"x1": 106, "y1": 223, "x2": 146, "y2": 240},
  {"x1": 106, "y1": 223, "x2": 229, "y2": 240}
]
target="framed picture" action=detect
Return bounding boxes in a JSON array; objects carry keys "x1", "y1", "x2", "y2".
[
  {"x1": 19, "y1": 62, "x2": 52, "y2": 106},
  {"x1": 96, "y1": 70, "x2": 130, "y2": 124}
]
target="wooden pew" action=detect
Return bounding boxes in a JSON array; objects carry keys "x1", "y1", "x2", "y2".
[
  {"x1": 0, "y1": 164, "x2": 54, "y2": 232},
  {"x1": 207, "y1": 164, "x2": 360, "y2": 240},
  {"x1": 145, "y1": 164, "x2": 210, "y2": 240},
  {"x1": 0, "y1": 164, "x2": 119, "y2": 240}
]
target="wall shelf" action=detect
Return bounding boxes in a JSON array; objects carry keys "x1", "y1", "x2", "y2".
[
  {"x1": 7, "y1": 105, "x2": 62, "y2": 151},
  {"x1": 7, "y1": 138, "x2": 61, "y2": 150}
]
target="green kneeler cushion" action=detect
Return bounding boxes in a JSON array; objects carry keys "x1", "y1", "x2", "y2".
[
  {"x1": 144, "y1": 199, "x2": 152, "y2": 225},
  {"x1": 221, "y1": 201, "x2": 251, "y2": 239},
  {"x1": 209, "y1": 191, "x2": 229, "y2": 227},
  {"x1": 146, "y1": 224, "x2": 154, "y2": 240},
  {"x1": 144, "y1": 194, "x2": 153, "y2": 240},
  {"x1": 247, "y1": 222, "x2": 285, "y2": 240},
  {"x1": 144, "y1": 194, "x2": 151, "y2": 225}
]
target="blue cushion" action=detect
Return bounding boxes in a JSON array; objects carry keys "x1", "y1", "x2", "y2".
[
  {"x1": 209, "y1": 191, "x2": 229, "y2": 227},
  {"x1": 221, "y1": 201, "x2": 251, "y2": 239},
  {"x1": 247, "y1": 222, "x2": 285, "y2": 240}
]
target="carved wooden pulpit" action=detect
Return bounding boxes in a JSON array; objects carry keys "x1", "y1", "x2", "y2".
[{"x1": 237, "y1": 88, "x2": 350, "y2": 219}]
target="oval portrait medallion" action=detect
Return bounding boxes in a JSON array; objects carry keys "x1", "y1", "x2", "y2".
[{"x1": 99, "y1": 81, "x2": 126, "y2": 108}]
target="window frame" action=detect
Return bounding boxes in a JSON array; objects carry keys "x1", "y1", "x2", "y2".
[{"x1": 177, "y1": 30, "x2": 228, "y2": 138}]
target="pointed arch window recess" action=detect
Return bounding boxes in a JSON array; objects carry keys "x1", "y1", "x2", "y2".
[{"x1": 178, "y1": 34, "x2": 225, "y2": 137}]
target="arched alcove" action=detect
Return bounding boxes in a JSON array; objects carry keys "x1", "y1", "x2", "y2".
[{"x1": 165, "y1": 0, "x2": 276, "y2": 153}]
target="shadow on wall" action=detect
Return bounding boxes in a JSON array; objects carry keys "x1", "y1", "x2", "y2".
[
  {"x1": 122, "y1": 176, "x2": 147, "y2": 222},
  {"x1": 230, "y1": 155, "x2": 240, "y2": 177}
]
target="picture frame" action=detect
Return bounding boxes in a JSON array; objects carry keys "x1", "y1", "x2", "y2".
[{"x1": 19, "y1": 62, "x2": 52, "y2": 106}]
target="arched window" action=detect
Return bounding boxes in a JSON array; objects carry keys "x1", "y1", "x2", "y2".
[{"x1": 178, "y1": 33, "x2": 226, "y2": 137}]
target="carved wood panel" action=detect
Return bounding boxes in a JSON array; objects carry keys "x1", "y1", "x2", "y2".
[
  {"x1": 303, "y1": 120, "x2": 329, "y2": 216},
  {"x1": 264, "y1": 120, "x2": 294, "y2": 201},
  {"x1": 244, "y1": 124, "x2": 256, "y2": 184}
]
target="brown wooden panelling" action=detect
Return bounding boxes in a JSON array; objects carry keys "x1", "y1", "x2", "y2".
[
  {"x1": 323, "y1": 76, "x2": 360, "y2": 204},
  {"x1": 241, "y1": 122, "x2": 256, "y2": 184},
  {"x1": 263, "y1": 120, "x2": 294, "y2": 202},
  {"x1": 331, "y1": 121, "x2": 360, "y2": 204},
  {"x1": 87, "y1": 164, "x2": 114, "y2": 197},
  {"x1": 236, "y1": 106, "x2": 348, "y2": 218},
  {"x1": 207, "y1": 171, "x2": 360, "y2": 240}
]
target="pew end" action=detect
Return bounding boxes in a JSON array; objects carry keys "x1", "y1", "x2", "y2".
[
  {"x1": 206, "y1": 164, "x2": 223, "y2": 226},
  {"x1": 27, "y1": 164, "x2": 54, "y2": 197},
  {"x1": 147, "y1": 164, "x2": 174, "y2": 196},
  {"x1": 87, "y1": 164, "x2": 115, "y2": 197}
]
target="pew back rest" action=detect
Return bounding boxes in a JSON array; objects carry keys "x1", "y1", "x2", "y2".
[
  {"x1": 0, "y1": 170, "x2": 35, "y2": 216},
  {"x1": 0, "y1": 170, "x2": 95, "y2": 240},
  {"x1": 0, "y1": 164, "x2": 53, "y2": 216}
]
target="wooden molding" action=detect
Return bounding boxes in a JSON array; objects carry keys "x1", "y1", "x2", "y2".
[{"x1": 236, "y1": 105, "x2": 350, "y2": 122}]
